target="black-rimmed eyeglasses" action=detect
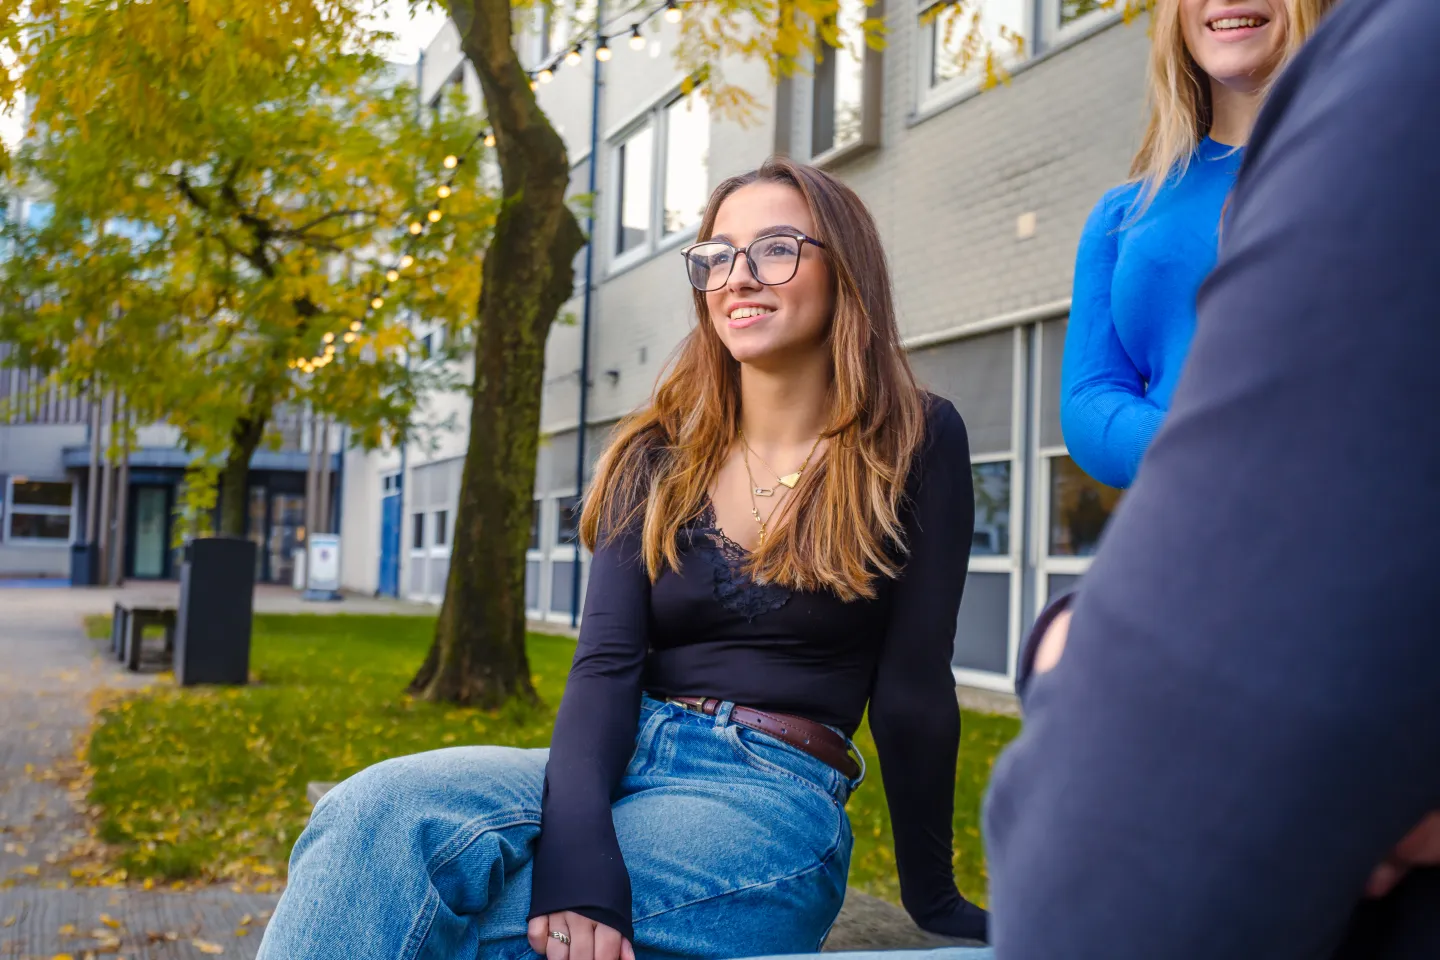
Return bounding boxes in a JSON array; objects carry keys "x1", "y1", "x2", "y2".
[{"x1": 680, "y1": 233, "x2": 826, "y2": 293}]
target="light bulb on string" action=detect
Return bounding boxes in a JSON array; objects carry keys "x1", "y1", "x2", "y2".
[
  {"x1": 443, "y1": 154, "x2": 458, "y2": 169},
  {"x1": 437, "y1": 184, "x2": 452, "y2": 199},
  {"x1": 350, "y1": 319, "x2": 363, "y2": 332},
  {"x1": 322, "y1": 331, "x2": 335, "y2": 344},
  {"x1": 325, "y1": 343, "x2": 336, "y2": 356},
  {"x1": 427, "y1": 209, "x2": 443, "y2": 223},
  {"x1": 387, "y1": 269, "x2": 400, "y2": 283},
  {"x1": 399, "y1": 255, "x2": 414, "y2": 269},
  {"x1": 343, "y1": 331, "x2": 357, "y2": 344},
  {"x1": 529, "y1": 78, "x2": 538, "y2": 90},
  {"x1": 664, "y1": 0, "x2": 682, "y2": 23},
  {"x1": 538, "y1": 66, "x2": 554, "y2": 83},
  {"x1": 484, "y1": 131, "x2": 496, "y2": 148},
  {"x1": 630, "y1": 25, "x2": 645, "y2": 50},
  {"x1": 372, "y1": 296, "x2": 385, "y2": 309},
  {"x1": 595, "y1": 37, "x2": 612, "y2": 61},
  {"x1": 565, "y1": 45, "x2": 582, "y2": 66},
  {"x1": 409, "y1": 221, "x2": 423, "y2": 235},
  {"x1": 287, "y1": 359, "x2": 297, "y2": 369}
]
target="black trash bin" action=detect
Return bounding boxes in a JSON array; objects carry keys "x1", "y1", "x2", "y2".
[
  {"x1": 174, "y1": 537, "x2": 256, "y2": 686},
  {"x1": 70, "y1": 542, "x2": 98, "y2": 586}
]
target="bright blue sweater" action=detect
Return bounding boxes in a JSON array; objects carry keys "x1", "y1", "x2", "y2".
[{"x1": 1061, "y1": 138, "x2": 1244, "y2": 488}]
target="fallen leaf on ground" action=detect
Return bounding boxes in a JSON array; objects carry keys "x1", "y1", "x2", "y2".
[{"x1": 193, "y1": 938, "x2": 225, "y2": 954}]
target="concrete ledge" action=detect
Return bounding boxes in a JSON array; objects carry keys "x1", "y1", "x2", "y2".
[{"x1": 303, "y1": 781, "x2": 981, "y2": 951}]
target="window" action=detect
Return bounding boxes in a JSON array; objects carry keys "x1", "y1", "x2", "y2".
[
  {"x1": 6, "y1": 479, "x2": 73, "y2": 543},
  {"x1": 615, "y1": 124, "x2": 654, "y2": 256},
  {"x1": 811, "y1": 0, "x2": 880, "y2": 159},
  {"x1": 971, "y1": 461, "x2": 1011, "y2": 556},
  {"x1": 1050, "y1": 0, "x2": 1121, "y2": 34},
  {"x1": 663, "y1": 94, "x2": 710, "y2": 236},
  {"x1": 555, "y1": 495, "x2": 581, "y2": 546},
  {"x1": 919, "y1": 0, "x2": 1029, "y2": 108},
  {"x1": 610, "y1": 87, "x2": 710, "y2": 265},
  {"x1": 529, "y1": 500, "x2": 542, "y2": 551},
  {"x1": 433, "y1": 510, "x2": 449, "y2": 548},
  {"x1": 1048, "y1": 455, "x2": 1121, "y2": 557},
  {"x1": 419, "y1": 332, "x2": 435, "y2": 362},
  {"x1": 412, "y1": 512, "x2": 425, "y2": 550}
]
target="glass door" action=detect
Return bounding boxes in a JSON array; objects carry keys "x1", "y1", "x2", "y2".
[
  {"x1": 269, "y1": 493, "x2": 306, "y2": 585},
  {"x1": 131, "y1": 486, "x2": 170, "y2": 579}
]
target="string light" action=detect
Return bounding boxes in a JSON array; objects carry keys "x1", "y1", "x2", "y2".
[
  {"x1": 344, "y1": 331, "x2": 357, "y2": 344},
  {"x1": 595, "y1": 36, "x2": 612, "y2": 60},
  {"x1": 399, "y1": 255, "x2": 414, "y2": 269},
  {"x1": 371, "y1": 296, "x2": 385, "y2": 309},
  {"x1": 538, "y1": 67, "x2": 554, "y2": 83},
  {"x1": 287, "y1": 359, "x2": 297, "y2": 369},
  {"x1": 630, "y1": 25, "x2": 645, "y2": 50},
  {"x1": 427, "y1": 209, "x2": 443, "y2": 223},
  {"x1": 443, "y1": 154, "x2": 458, "y2": 169},
  {"x1": 322, "y1": 331, "x2": 335, "y2": 344},
  {"x1": 387, "y1": 269, "x2": 400, "y2": 282},
  {"x1": 565, "y1": 45, "x2": 583, "y2": 66},
  {"x1": 484, "y1": 132, "x2": 496, "y2": 148},
  {"x1": 665, "y1": 0, "x2": 682, "y2": 22},
  {"x1": 350, "y1": 319, "x2": 363, "y2": 332},
  {"x1": 325, "y1": 343, "x2": 336, "y2": 356},
  {"x1": 409, "y1": 221, "x2": 423, "y2": 235},
  {"x1": 437, "y1": 184, "x2": 452, "y2": 199}
]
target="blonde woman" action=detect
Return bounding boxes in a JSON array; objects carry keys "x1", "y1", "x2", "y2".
[
  {"x1": 1060, "y1": 0, "x2": 1336, "y2": 489},
  {"x1": 258, "y1": 158, "x2": 988, "y2": 960}
]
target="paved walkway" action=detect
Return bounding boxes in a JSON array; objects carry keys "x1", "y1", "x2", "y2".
[{"x1": 0, "y1": 596, "x2": 280, "y2": 959}]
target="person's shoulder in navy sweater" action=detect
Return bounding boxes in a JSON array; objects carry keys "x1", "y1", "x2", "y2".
[{"x1": 984, "y1": 0, "x2": 1440, "y2": 956}]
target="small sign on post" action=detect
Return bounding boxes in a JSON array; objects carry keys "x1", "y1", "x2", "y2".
[{"x1": 303, "y1": 533, "x2": 343, "y2": 602}]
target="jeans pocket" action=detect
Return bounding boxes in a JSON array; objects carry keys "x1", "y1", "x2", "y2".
[{"x1": 724, "y1": 724, "x2": 844, "y2": 810}]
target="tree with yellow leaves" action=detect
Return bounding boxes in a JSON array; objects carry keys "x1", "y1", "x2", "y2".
[{"x1": 0, "y1": 0, "x2": 496, "y2": 538}]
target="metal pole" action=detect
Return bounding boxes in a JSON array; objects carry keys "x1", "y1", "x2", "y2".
[
  {"x1": 110, "y1": 397, "x2": 130, "y2": 585},
  {"x1": 305, "y1": 407, "x2": 319, "y2": 540},
  {"x1": 569, "y1": 3, "x2": 605, "y2": 627},
  {"x1": 318, "y1": 417, "x2": 331, "y2": 535}
]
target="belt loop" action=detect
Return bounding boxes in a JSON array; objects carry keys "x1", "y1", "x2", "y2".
[{"x1": 713, "y1": 700, "x2": 736, "y2": 728}]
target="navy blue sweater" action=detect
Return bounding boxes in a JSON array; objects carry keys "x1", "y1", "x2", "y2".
[{"x1": 984, "y1": 0, "x2": 1440, "y2": 956}]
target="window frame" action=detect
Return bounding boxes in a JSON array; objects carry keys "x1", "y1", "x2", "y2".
[
  {"x1": 606, "y1": 82, "x2": 710, "y2": 275},
  {"x1": 809, "y1": 0, "x2": 885, "y2": 167},
  {"x1": 525, "y1": 498, "x2": 546, "y2": 619},
  {"x1": 4, "y1": 478, "x2": 76, "y2": 546},
  {"x1": 914, "y1": 0, "x2": 1034, "y2": 117},
  {"x1": 1041, "y1": 0, "x2": 1124, "y2": 49}
]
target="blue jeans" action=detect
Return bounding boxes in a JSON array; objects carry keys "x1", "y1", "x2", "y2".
[{"x1": 258, "y1": 696, "x2": 864, "y2": 960}]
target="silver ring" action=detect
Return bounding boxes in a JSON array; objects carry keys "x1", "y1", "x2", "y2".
[{"x1": 550, "y1": 931, "x2": 571, "y2": 946}]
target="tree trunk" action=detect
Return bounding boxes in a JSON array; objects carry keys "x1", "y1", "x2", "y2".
[
  {"x1": 219, "y1": 411, "x2": 268, "y2": 537},
  {"x1": 410, "y1": 0, "x2": 587, "y2": 706}
]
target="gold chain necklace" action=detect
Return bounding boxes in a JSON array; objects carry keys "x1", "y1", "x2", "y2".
[{"x1": 738, "y1": 430, "x2": 822, "y2": 546}]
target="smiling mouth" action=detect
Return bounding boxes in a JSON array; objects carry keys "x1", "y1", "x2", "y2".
[
  {"x1": 727, "y1": 305, "x2": 775, "y2": 327},
  {"x1": 1207, "y1": 15, "x2": 1269, "y2": 31}
]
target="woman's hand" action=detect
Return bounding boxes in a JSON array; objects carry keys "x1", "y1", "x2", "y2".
[{"x1": 528, "y1": 912, "x2": 635, "y2": 960}]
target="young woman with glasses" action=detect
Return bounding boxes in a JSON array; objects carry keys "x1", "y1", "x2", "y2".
[
  {"x1": 257, "y1": 158, "x2": 986, "y2": 960},
  {"x1": 1062, "y1": 0, "x2": 1336, "y2": 489}
]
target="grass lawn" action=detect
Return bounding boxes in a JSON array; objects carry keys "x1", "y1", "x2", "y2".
[{"x1": 83, "y1": 614, "x2": 1019, "y2": 905}]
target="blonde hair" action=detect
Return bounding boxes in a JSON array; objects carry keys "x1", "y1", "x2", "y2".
[
  {"x1": 1128, "y1": 0, "x2": 1338, "y2": 215},
  {"x1": 580, "y1": 158, "x2": 927, "y2": 602}
]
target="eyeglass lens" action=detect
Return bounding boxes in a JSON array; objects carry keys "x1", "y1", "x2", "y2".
[{"x1": 685, "y1": 235, "x2": 802, "y2": 292}]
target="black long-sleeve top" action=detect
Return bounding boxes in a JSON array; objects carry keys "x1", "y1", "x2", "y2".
[{"x1": 526, "y1": 397, "x2": 976, "y2": 943}]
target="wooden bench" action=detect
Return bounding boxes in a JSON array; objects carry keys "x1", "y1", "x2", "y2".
[
  {"x1": 303, "y1": 781, "x2": 981, "y2": 952},
  {"x1": 110, "y1": 602, "x2": 178, "y2": 672}
]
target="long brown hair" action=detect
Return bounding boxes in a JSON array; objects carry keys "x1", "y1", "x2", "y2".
[
  {"x1": 1128, "y1": 0, "x2": 1338, "y2": 216},
  {"x1": 579, "y1": 157, "x2": 926, "y2": 602}
]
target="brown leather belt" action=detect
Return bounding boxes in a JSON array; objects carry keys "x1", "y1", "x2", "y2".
[{"x1": 668, "y1": 696, "x2": 862, "y2": 781}]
